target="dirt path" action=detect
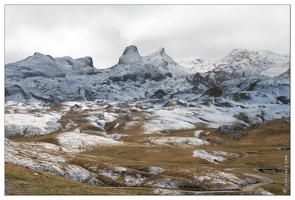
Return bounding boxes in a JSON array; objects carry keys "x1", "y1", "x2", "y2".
[
  {"x1": 178, "y1": 169, "x2": 275, "y2": 194},
  {"x1": 100, "y1": 170, "x2": 275, "y2": 195},
  {"x1": 223, "y1": 168, "x2": 275, "y2": 192},
  {"x1": 241, "y1": 172, "x2": 275, "y2": 191}
]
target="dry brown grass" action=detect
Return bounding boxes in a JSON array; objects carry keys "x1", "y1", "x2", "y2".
[
  {"x1": 9, "y1": 130, "x2": 61, "y2": 145},
  {"x1": 5, "y1": 163, "x2": 155, "y2": 195},
  {"x1": 6, "y1": 115, "x2": 290, "y2": 195}
]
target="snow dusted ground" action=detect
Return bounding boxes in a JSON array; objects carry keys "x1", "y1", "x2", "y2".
[
  {"x1": 193, "y1": 150, "x2": 240, "y2": 164},
  {"x1": 142, "y1": 119, "x2": 196, "y2": 133},
  {"x1": 4, "y1": 79, "x2": 288, "y2": 194},
  {"x1": 5, "y1": 135, "x2": 258, "y2": 192},
  {"x1": 179, "y1": 58, "x2": 216, "y2": 73},
  {"x1": 142, "y1": 108, "x2": 200, "y2": 133},
  {"x1": 147, "y1": 136, "x2": 209, "y2": 147},
  {"x1": 5, "y1": 101, "x2": 48, "y2": 113},
  {"x1": 5, "y1": 113, "x2": 62, "y2": 137},
  {"x1": 149, "y1": 166, "x2": 165, "y2": 174},
  {"x1": 4, "y1": 90, "x2": 289, "y2": 137},
  {"x1": 98, "y1": 167, "x2": 128, "y2": 180},
  {"x1": 139, "y1": 95, "x2": 289, "y2": 131},
  {"x1": 5, "y1": 139, "x2": 100, "y2": 183},
  {"x1": 4, "y1": 91, "x2": 289, "y2": 139},
  {"x1": 122, "y1": 121, "x2": 140, "y2": 130},
  {"x1": 195, "y1": 169, "x2": 257, "y2": 190},
  {"x1": 57, "y1": 129, "x2": 123, "y2": 153}
]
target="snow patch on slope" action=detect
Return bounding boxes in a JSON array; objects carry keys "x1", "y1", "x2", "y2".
[
  {"x1": 57, "y1": 130, "x2": 123, "y2": 152},
  {"x1": 5, "y1": 113, "x2": 61, "y2": 137},
  {"x1": 148, "y1": 136, "x2": 209, "y2": 147},
  {"x1": 143, "y1": 119, "x2": 196, "y2": 133},
  {"x1": 149, "y1": 166, "x2": 165, "y2": 174},
  {"x1": 142, "y1": 108, "x2": 200, "y2": 133},
  {"x1": 179, "y1": 58, "x2": 215, "y2": 73},
  {"x1": 5, "y1": 138, "x2": 100, "y2": 183},
  {"x1": 193, "y1": 150, "x2": 240, "y2": 164}
]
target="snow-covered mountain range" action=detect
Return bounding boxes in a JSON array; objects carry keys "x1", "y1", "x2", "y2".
[
  {"x1": 5, "y1": 46, "x2": 290, "y2": 107},
  {"x1": 5, "y1": 45, "x2": 194, "y2": 105},
  {"x1": 4, "y1": 46, "x2": 289, "y2": 123},
  {"x1": 5, "y1": 45, "x2": 290, "y2": 130},
  {"x1": 180, "y1": 48, "x2": 289, "y2": 76}
]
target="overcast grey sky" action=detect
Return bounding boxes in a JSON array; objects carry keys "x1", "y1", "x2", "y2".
[{"x1": 5, "y1": 5, "x2": 290, "y2": 69}]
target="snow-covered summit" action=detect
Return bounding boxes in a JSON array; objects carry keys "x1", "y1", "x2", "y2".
[
  {"x1": 5, "y1": 52, "x2": 65, "y2": 79},
  {"x1": 183, "y1": 48, "x2": 290, "y2": 90},
  {"x1": 228, "y1": 47, "x2": 249, "y2": 56},
  {"x1": 181, "y1": 48, "x2": 289, "y2": 78},
  {"x1": 118, "y1": 45, "x2": 142, "y2": 64},
  {"x1": 147, "y1": 47, "x2": 166, "y2": 57},
  {"x1": 179, "y1": 58, "x2": 215, "y2": 73},
  {"x1": 106, "y1": 45, "x2": 191, "y2": 82},
  {"x1": 214, "y1": 48, "x2": 289, "y2": 78},
  {"x1": 6, "y1": 52, "x2": 98, "y2": 80}
]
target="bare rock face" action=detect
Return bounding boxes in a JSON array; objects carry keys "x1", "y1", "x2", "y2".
[
  {"x1": 276, "y1": 96, "x2": 290, "y2": 104},
  {"x1": 217, "y1": 123, "x2": 248, "y2": 135},
  {"x1": 152, "y1": 89, "x2": 167, "y2": 99},
  {"x1": 233, "y1": 93, "x2": 252, "y2": 101},
  {"x1": 75, "y1": 56, "x2": 94, "y2": 68}
]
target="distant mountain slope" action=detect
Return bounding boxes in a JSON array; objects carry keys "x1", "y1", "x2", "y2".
[
  {"x1": 179, "y1": 58, "x2": 215, "y2": 73},
  {"x1": 188, "y1": 48, "x2": 290, "y2": 91},
  {"x1": 180, "y1": 48, "x2": 289, "y2": 78}
]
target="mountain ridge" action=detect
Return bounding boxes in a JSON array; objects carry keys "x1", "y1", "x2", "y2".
[
  {"x1": 5, "y1": 46, "x2": 290, "y2": 106},
  {"x1": 179, "y1": 48, "x2": 289, "y2": 77}
]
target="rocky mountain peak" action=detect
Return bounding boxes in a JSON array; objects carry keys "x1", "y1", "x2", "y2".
[
  {"x1": 156, "y1": 47, "x2": 165, "y2": 55},
  {"x1": 33, "y1": 52, "x2": 44, "y2": 56},
  {"x1": 148, "y1": 47, "x2": 166, "y2": 58},
  {"x1": 30, "y1": 52, "x2": 55, "y2": 61},
  {"x1": 122, "y1": 45, "x2": 140, "y2": 56},
  {"x1": 229, "y1": 48, "x2": 249, "y2": 55},
  {"x1": 220, "y1": 47, "x2": 252, "y2": 64},
  {"x1": 75, "y1": 56, "x2": 94, "y2": 68},
  {"x1": 118, "y1": 45, "x2": 141, "y2": 64}
]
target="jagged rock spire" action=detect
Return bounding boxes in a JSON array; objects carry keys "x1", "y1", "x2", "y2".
[
  {"x1": 148, "y1": 47, "x2": 166, "y2": 57},
  {"x1": 118, "y1": 45, "x2": 141, "y2": 64}
]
